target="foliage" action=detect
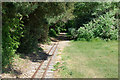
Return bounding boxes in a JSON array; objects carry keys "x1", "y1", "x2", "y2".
[
  {"x1": 77, "y1": 27, "x2": 94, "y2": 41},
  {"x1": 73, "y1": 2, "x2": 118, "y2": 28},
  {"x1": 67, "y1": 2, "x2": 118, "y2": 41},
  {"x1": 2, "y1": 3, "x2": 24, "y2": 68},
  {"x1": 67, "y1": 28, "x2": 78, "y2": 39},
  {"x1": 73, "y1": 2, "x2": 99, "y2": 28},
  {"x1": 49, "y1": 28, "x2": 57, "y2": 37},
  {"x1": 76, "y1": 8, "x2": 118, "y2": 41},
  {"x1": 2, "y1": 2, "x2": 39, "y2": 68},
  {"x1": 55, "y1": 22, "x2": 66, "y2": 34}
]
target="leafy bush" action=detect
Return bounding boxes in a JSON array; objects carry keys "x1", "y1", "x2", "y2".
[
  {"x1": 77, "y1": 27, "x2": 94, "y2": 41},
  {"x1": 92, "y1": 10, "x2": 118, "y2": 40},
  {"x1": 2, "y1": 2, "x2": 39, "y2": 69},
  {"x1": 68, "y1": 28, "x2": 78, "y2": 39},
  {"x1": 56, "y1": 27, "x2": 60, "y2": 34},
  {"x1": 2, "y1": 14, "x2": 24, "y2": 68},
  {"x1": 76, "y1": 9, "x2": 118, "y2": 41},
  {"x1": 49, "y1": 28, "x2": 57, "y2": 37}
]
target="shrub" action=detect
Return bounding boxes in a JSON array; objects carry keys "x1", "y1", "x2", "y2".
[
  {"x1": 68, "y1": 28, "x2": 78, "y2": 39},
  {"x1": 77, "y1": 27, "x2": 94, "y2": 41},
  {"x1": 76, "y1": 9, "x2": 118, "y2": 41},
  {"x1": 56, "y1": 27, "x2": 60, "y2": 34},
  {"x1": 2, "y1": 16, "x2": 24, "y2": 68},
  {"x1": 49, "y1": 28, "x2": 57, "y2": 37},
  {"x1": 92, "y1": 10, "x2": 118, "y2": 40}
]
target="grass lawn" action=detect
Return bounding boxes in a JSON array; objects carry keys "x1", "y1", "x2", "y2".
[{"x1": 58, "y1": 40, "x2": 118, "y2": 78}]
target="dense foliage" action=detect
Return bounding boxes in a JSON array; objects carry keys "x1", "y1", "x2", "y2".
[
  {"x1": 2, "y1": 2, "x2": 28, "y2": 68},
  {"x1": 67, "y1": 2, "x2": 119, "y2": 41},
  {"x1": 77, "y1": 9, "x2": 118, "y2": 41}
]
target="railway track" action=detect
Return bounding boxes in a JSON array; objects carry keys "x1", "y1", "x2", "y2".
[{"x1": 31, "y1": 42, "x2": 59, "y2": 79}]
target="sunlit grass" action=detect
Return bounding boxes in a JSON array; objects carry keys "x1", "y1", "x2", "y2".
[{"x1": 58, "y1": 40, "x2": 118, "y2": 78}]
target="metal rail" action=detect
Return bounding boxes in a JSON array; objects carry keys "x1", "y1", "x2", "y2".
[
  {"x1": 41, "y1": 42, "x2": 59, "y2": 79},
  {"x1": 31, "y1": 43, "x2": 56, "y2": 78},
  {"x1": 31, "y1": 42, "x2": 59, "y2": 79}
]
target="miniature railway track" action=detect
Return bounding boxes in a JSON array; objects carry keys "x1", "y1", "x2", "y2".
[{"x1": 31, "y1": 41, "x2": 59, "y2": 79}]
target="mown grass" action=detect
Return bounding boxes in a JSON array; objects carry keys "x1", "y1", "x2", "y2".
[{"x1": 58, "y1": 40, "x2": 118, "y2": 78}]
